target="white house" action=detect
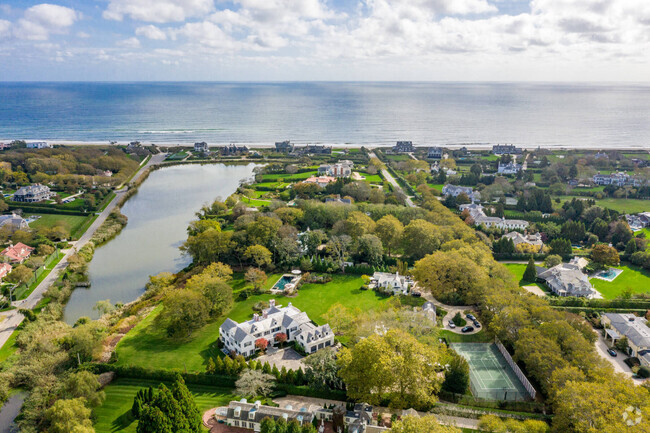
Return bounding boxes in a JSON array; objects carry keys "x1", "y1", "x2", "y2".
[
  {"x1": 226, "y1": 400, "x2": 314, "y2": 430},
  {"x1": 442, "y1": 184, "x2": 480, "y2": 203},
  {"x1": 219, "y1": 300, "x2": 334, "y2": 357},
  {"x1": 194, "y1": 142, "x2": 210, "y2": 153},
  {"x1": 601, "y1": 313, "x2": 650, "y2": 366},
  {"x1": 318, "y1": 160, "x2": 354, "y2": 177},
  {"x1": 13, "y1": 184, "x2": 51, "y2": 202},
  {"x1": 0, "y1": 213, "x2": 29, "y2": 232},
  {"x1": 497, "y1": 162, "x2": 522, "y2": 174},
  {"x1": 502, "y1": 231, "x2": 544, "y2": 252},
  {"x1": 463, "y1": 204, "x2": 529, "y2": 230},
  {"x1": 372, "y1": 272, "x2": 412, "y2": 295},
  {"x1": 428, "y1": 147, "x2": 443, "y2": 159},
  {"x1": 26, "y1": 142, "x2": 51, "y2": 149},
  {"x1": 537, "y1": 260, "x2": 598, "y2": 298}
]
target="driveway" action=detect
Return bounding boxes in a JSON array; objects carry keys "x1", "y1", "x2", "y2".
[
  {"x1": 257, "y1": 347, "x2": 305, "y2": 370},
  {"x1": 422, "y1": 293, "x2": 481, "y2": 335},
  {"x1": 594, "y1": 332, "x2": 648, "y2": 386}
]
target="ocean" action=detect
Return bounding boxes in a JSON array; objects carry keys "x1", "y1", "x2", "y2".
[{"x1": 1, "y1": 82, "x2": 649, "y2": 149}]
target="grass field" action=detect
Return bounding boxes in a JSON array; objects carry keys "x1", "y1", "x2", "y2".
[
  {"x1": 261, "y1": 171, "x2": 317, "y2": 182},
  {"x1": 14, "y1": 251, "x2": 65, "y2": 300},
  {"x1": 93, "y1": 378, "x2": 235, "y2": 433},
  {"x1": 556, "y1": 197, "x2": 649, "y2": 214},
  {"x1": 356, "y1": 171, "x2": 383, "y2": 183},
  {"x1": 590, "y1": 263, "x2": 650, "y2": 299},
  {"x1": 115, "y1": 275, "x2": 387, "y2": 371},
  {"x1": 0, "y1": 328, "x2": 18, "y2": 364},
  {"x1": 29, "y1": 213, "x2": 88, "y2": 234}
]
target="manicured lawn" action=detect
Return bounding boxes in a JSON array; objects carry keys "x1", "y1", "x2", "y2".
[
  {"x1": 261, "y1": 171, "x2": 317, "y2": 182},
  {"x1": 356, "y1": 171, "x2": 383, "y2": 183},
  {"x1": 590, "y1": 263, "x2": 650, "y2": 299},
  {"x1": 241, "y1": 197, "x2": 271, "y2": 207},
  {"x1": 115, "y1": 275, "x2": 388, "y2": 372},
  {"x1": 93, "y1": 378, "x2": 235, "y2": 433},
  {"x1": 29, "y1": 213, "x2": 88, "y2": 234},
  {"x1": 555, "y1": 197, "x2": 649, "y2": 214},
  {"x1": 0, "y1": 328, "x2": 18, "y2": 365},
  {"x1": 503, "y1": 263, "x2": 548, "y2": 292},
  {"x1": 427, "y1": 183, "x2": 444, "y2": 192}
]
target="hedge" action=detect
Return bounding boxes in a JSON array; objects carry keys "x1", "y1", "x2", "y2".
[
  {"x1": 8, "y1": 205, "x2": 90, "y2": 216},
  {"x1": 550, "y1": 307, "x2": 648, "y2": 314},
  {"x1": 89, "y1": 363, "x2": 237, "y2": 388},
  {"x1": 548, "y1": 297, "x2": 650, "y2": 310}
]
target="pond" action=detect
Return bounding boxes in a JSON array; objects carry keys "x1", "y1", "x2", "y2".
[{"x1": 63, "y1": 163, "x2": 259, "y2": 324}]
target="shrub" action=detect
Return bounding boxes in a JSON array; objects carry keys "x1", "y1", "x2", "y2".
[{"x1": 639, "y1": 366, "x2": 650, "y2": 378}]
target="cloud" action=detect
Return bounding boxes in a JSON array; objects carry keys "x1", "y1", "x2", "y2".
[
  {"x1": 136, "y1": 25, "x2": 167, "y2": 40},
  {"x1": 117, "y1": 37, "x2": 141, "y2": 48},
  {"x1": 0, "y1": 19, "x2": 10, "y2": 39},
  {"x1": 170, "y1": 21, "x2": 237, "y2": 50},
  {"x1": 14, "y1": 3, "x2": 78, "y2": 40},
  {"x1": 103, "y1": 0, "x2": 215, "y2": 23}
]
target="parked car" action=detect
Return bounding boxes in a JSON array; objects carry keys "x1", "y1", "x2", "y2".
[
  {"x1": 607, "y1": 348, "x2": 617, "y2": 357},
  {"x1": 461, "y1": 326, "x2": 474, "y2": 333},
  {"x1": 411, "y1": 292, "x2": 421, "y2": 297},
  {"x1": 473, "y1": 320, "x2": 481, "y2": 328},
  {"x1": 466, "y1": 313, "x2": 476, "y2": 321},
  {"x1": 448, "y1": 321, "x2": 456, "y2": 329}
]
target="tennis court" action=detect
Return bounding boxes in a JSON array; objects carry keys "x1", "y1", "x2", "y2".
[{"x1": 451, "y1": 342, "x2": 531, "y2": 401}]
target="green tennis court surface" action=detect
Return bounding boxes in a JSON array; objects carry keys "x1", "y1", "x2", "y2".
[{"x1": 451, "y1": 342, "x2": 530, "y2": 401}]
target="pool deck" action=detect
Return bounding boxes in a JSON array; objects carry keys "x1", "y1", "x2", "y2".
[{"x1": 591, "y1": 268, "x2": 624, "y2": 282}]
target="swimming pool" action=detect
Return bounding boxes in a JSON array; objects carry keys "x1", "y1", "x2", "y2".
[
  {"x1": 593, "y1": 268, "x2": 623, "y2": 282},
  {"x1": 273, "y1": 275, "x2": 294, "y2": 291}
]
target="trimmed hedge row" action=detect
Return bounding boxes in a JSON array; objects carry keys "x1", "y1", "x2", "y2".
[
  {"x1": 551, "y1": 307, "x2": 648, "y2": 314},
  {"x1": 548, "y1": 298, "x2": 650, "y2": 309},
  {"x1": 8, "y1": 205, "x2": 90, "y2": 216}
]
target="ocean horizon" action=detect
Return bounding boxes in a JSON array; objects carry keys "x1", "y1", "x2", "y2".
[{"x1": 1, "y1": 81, "x2": 650, "y2": 149}]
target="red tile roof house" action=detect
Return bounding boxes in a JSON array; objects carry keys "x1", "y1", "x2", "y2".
[
  {"x1": 0, "y1": 263, "x2": 12, "y2": 281},
  {"x1": 1, "y1": 242, "x2": 35, "y2": 264}
]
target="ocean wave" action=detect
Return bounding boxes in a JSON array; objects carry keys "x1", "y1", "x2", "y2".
[{"x1": 138, "y1": 130, "x2": 195, "y2": 134}]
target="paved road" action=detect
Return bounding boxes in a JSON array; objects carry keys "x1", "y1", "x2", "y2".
[
  {"x1": 422, "y1": 292, "x2": 481, "y2": 335},
  {"x1": 0, "y1": 153, "x2": 165, "y2": 349},
  {"x1": 594, "y1": 331, "x2": 648, "y2": 386},
  {"x1": 368, "y1": 151, "x2": 415, "y2": 208}
]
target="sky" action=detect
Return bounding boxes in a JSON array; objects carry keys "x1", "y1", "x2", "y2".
[{"x1": 0, "y1": 0, "x2": 649, "y2": 81}]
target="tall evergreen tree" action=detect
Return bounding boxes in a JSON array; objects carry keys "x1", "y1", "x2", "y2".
[
  {"x1": 523, "y1": 256, "x2": 537, "y2": 282},
  {"x1": 171, "y1": 377, "x2": 202, "y2": 433}
]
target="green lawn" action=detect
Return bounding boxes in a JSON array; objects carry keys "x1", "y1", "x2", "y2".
[
  {"x1": 356, "y1": 171, "x2": 383, "y2": 183},
  {"x1": 439, "y1": 329, "x2": 492, "y2": 343},
  {"x1": 13, "y1": 251, "x2": 65, "y2": 300},
  {"x1": 261, "y1": 171, "x2": 317, "y2": 182},
  {"x1": 555, "y1": 197, "x2": 649, "y2": 214},
  {"x1": 427, "y1": 183, "x2": 444, "y2": 192},
  {"x1": 590, "y1": 263, "x2": 650, "y2": 299},
  {"x1": 241, "y1": 197, "x2": 271, "y2": 207},
  {"x1": 115, "y1": 275, "x2": 387, "y2": 372},
  {"x1": 93, "y1": 378, "x2": 235, "y2": 433},
  {"x1": 0, "y1": 328, "x2": 18, "y2": 364},
  {"x1": 503, "y1": 263, "x2": 548, "y2": 292},
  {"x1": 29, "y1": 213, "x2": 88, "y2": 234}
]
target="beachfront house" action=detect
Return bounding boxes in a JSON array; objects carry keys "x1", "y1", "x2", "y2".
[
  {"x1": 428, "y1": 147, "x2": 443, "y2": 159},
  {"x1": 0, "y1": 213, "x2": 29, "y2": 232},
  {"x1": 194, "y1": 142, "x2": 210, "y2": 154},
  {"x1": 492, "y1": 144, "x2": 522, "y2": 155},
  {"x1": 1, "y1": 242, "x2": 35, "y2": 264},
  {"x1": 318, "y1": 160, "x2": 354, "y2": 177},
  {"x1": 502, "y1": 231, "x2": 544, "y2": 252},
  {"x1": 537, "y1": 260, "x2": 598, "y2": 298},
  {"x1": 275, "y1": 141, "x2": 294, "y2": 153},
  {"x1": 601, "y1": 313, "x2": 650, "y2": 366},
  {"x1": 221, "y1": 144, "x2": 248, "y2": 155},
  {"x1": 219, "y1": 300, "x2": 334, "y2": 357},
  {"x1": 372, "y1": 272, "x2": 412, "y2": 295},
  {"x1": 13, "y1": 184, "x2": 51, "y2": 203},
  {"x1": 26, "y1": 142, "x2": 51, "y2": 149},
  {"x1": 392, "y1": 141, "x2": 415, "y2": 153}
]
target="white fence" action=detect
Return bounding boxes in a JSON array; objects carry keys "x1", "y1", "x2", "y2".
[{"x1": 495, "y1": 338, "x2": 537, "y2": 400}]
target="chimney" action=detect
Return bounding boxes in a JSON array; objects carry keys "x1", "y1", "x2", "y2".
[
  {"x1": 263, "y1": 311, "x2": 268, "y2": 319},
  {"x1": 269, "y1": 299, "x2": 276, "y2": 308},
  {"x1": 253, "y1": 313, "x2": 259, "y2": 322}
]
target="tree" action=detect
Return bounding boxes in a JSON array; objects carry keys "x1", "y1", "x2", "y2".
[
  {"x1": 245, "y1": 267, "x2": 267, "y2": 292},
  {"x1": 260, "y1": 417, "x2": 276, "y2": 433},
  {"x1": 303, "y1": 347, "x2": 343, "y2": 390},
  {"x1": 375, "y1": 215, "x2": 404, "y2": 256},
  {"x1": 171, "y1": 376, "x2": 202, "y2": 433},
  {"x1": 345, "y1": 211, "x2": 376, "y2": 238},
  {"x1": 255, "y1": 337, "x2": 269, "y2": 352},
  {"x1": 523, "y1": 256, "x2": 537, "y2": 282},
  {"x1": 543, "y1": 254, "x2": 562, "y2": 268},
  {"x1": 244, "y1": 244, "x2": 273, "y2": 269},
  {"x1": 235, "y1": 369, "x2": 275, "y2": 397},
  {"x1": 185, "y1": 271, "x2": 233, "y2": 319},
  {"x1": 300, "y1": 229, "x2": 328, "y2": 256},
  {"x1": 161, "y1": 289, "x2": 209, "y2": 338},
  {"x1": 354, "y1": 234, "x2": 384, "y2": 266},
  {"x1": 402, "y1": 219, "x2": 443, "y2": 260},
  {"x1": 391, "y1": 415, "x2": 462, "y2": 433},
  {"x1": 93, "y1": 299, "x2": 114, "y2": 316},
  {"x1": 625, "y1": 238, "x2": 638, "y2": 255},
  {"x1": 37, "y1": 243, "x2": 55, "y2": 256},
  {"x1": 180, "y1": 229, "x2": 233, "y2": 264},
  {"x1": 6, "y1": 264, "x2": 32, "y2": 286},
  {"x1": 549, "y1": 238, "x2": 572, "y2": 256},
  {"x1": 337, "y1": 329, "x2": 443, "y2": 408},
  {"x1": 62, "y1": 370, "x2": 105, "y2": 408},
  {"x1": 246, "y1": 216, "x2": 283, "y2": 247},
  {"x1": 44, "y1": 398, "x2": 94, "y2": 433},
  {"x1": 274, "y1": 332, "x2": 287, "y2": 346},
  {"x1": 443, "y1": 352, "x2": 470, "y2": 394},
  {"x1": 591, "y1": 244, "x2": 620, "y2": 267},
  {"x1": 561, "y1": 220, "x2": 586, "y2": 243},
  {"x1": 323, "y1": 303, "x2": 358, "y2": 335}
]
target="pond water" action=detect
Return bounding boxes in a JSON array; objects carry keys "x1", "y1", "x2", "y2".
[
  {"x1": 63, "y1": 163, "x2": 258, "y2": 324},
  {"x1": 0, "y1": 392, "x2": 26, "y2": 433}
]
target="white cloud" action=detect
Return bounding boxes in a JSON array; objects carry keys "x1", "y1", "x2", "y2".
[
  {"x1": 117, "y1": 37, "x2": 141, "y2": 48},
  {"x1": 0, "y1": 19, "x2": 10, "y2": 39},
  {"x1": 77, "y1": 31, "x2": 90, "y2": 38},
  {"x1": 136, "y1": 25, "x2": 167, "y2": 40},
  {"x1": 170, "y1": 21, "x2": 237, "y2": 50},
  {"x1": 14, "y1": 3, "x2": 78, "y2": 40},
  {"x1": 103, "y1": 0, "x2": 214, "y2": 23}
]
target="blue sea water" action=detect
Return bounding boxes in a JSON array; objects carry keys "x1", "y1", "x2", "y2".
[{"x1": 0, "y1": 82, "x2": 649, "y2": 148}]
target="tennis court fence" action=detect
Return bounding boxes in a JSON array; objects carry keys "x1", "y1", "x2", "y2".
[{"x1": 495, "y1": 338, "x2": 537, "y2": 400}]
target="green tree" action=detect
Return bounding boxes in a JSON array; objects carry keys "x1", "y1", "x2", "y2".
[
  {"x1": 549, "y1": 238, "x2": 572, "y2": 256},
  {"x1": 235, "y1": 369, "x2": 275, "y2": 397},
  {"x1": 402, "y1": 219, "x2": 443, "y2": 260},
  {"x1": 354, "y1": 234, "x2": 384, "y2": 266},
  {"x1": 180, "y1": 229, "x2": 233, "y2": 264},
  {"x1": 523, "y1": 256, "x2": 537, "y2": 282},
  {"x1": 375, "y1": 215, "x2": 404, "y2": 256},
  {"x1": 161, "y1": 289, "x2": 209, "y2": 338},
  {"x1": 6, "y1": 264, "x2": 32, "y2": 286},
  {"x1": 442, "y1": 352, "x2": 470, "y2": 394},
  {"x1": 245, "y1": 267, "x2": 267, "y2": 292},
  {"x1": 303, "y1": 347, "x2": 343, "y2": 390},
  {"x1": 591, "y1": 244, "x2": 620, "y2": 267},
  {"x1": 244, "y1": 244, "x2": 273, "y2": 268},
  {"x1": 260, "y1": 417, "x2": 276, "y2": 433},
  {"x1": 61, "y1": 370, "x2": 106, "y2": 407},
  {"x1": 543, "y1": 254, "x2": 562, "y2": 268},
  {"x1": 171, "y1": 377, "x2": 202, "y2": 433},
  {"x1": 391, "y1": 415, "x2": 462, "y2": 433},
  {"x1": 44, "y1": 398, "x2": 94, "y2": 433}
]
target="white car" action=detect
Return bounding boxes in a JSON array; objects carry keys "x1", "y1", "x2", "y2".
[{"x1": 448, "y1": 321, "x2": 456, "y2": 329}]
